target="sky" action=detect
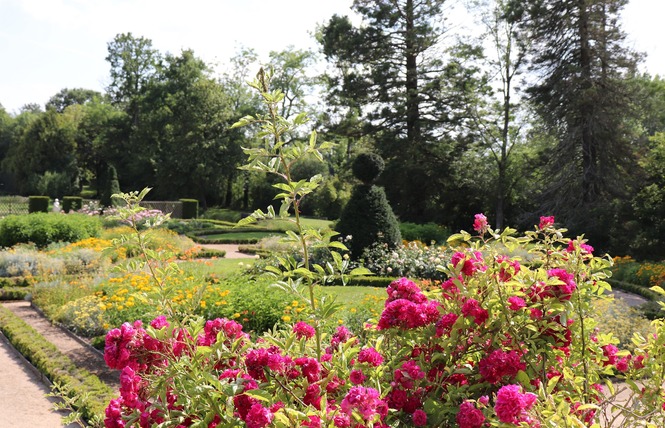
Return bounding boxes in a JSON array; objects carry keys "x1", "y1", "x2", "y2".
[{"x1": 0, "y1": 0, "x2": 662, "y2": 115}]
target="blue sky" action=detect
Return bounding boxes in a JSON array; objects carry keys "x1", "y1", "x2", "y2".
[{"x1": 0, "y1": 0, "x2": 661, "y2": 114}]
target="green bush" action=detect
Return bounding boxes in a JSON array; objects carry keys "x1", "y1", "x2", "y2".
[
  {"x1": 0, "y1": 287, "x2": 30, "y2": 300},
  {"x1": 180, "y1": 198, "x2": 199, "y2": 219},
  {"x1": 0, "y1": 213, "x2": 102, "y2": 248},
  {"x1": 201, "y1": 208, "x2": 243, "y2": 223},
  {"x1": 399, "y1": 221, "x2": 450, "y2": 243},
  {"x1": 28, "y1": 196, "x2": 49, "y2": 213},
  {"x1": 336, "y1": 184, "x2": 401, "y2": 259},
  {"x1": 62, "y1": 196, "x2": 83, "y2": 213},
  {"x1": 201, "y1": 275, "x2": 293, "y2": 334}
]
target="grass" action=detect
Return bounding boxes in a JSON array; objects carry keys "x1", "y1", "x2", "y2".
[
  {"x1": 201, "y1": 231, "x2": 280, "y2": 240},
  {"x1": 178, "y1": 258, "x2": 256, "y2": 276},
  {"x1": 259, "y1": 217, "x2": 334, "y2": 231}
]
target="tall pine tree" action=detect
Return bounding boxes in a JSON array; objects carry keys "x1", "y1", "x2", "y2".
[
  {"x1": 320, "y1": 0, "x2": 488, "y2": 224},
  {"x1": 509, "y1": 0, "x2": 640, "y2": 245}
]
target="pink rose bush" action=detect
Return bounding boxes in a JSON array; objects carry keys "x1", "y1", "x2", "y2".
[{"x1": 102, "y1": 215, "x2": 665, "y2": 427}]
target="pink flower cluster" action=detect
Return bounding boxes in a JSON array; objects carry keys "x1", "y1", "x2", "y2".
[
  {"x1": 456, "y1": 401, "x2": 485, "y2": 428},
  {"x1": 473, "y1": 213, "x2": 489, "y2": 234},
  {"x1": 478, "y1": 349, "x2": 526, "y2": 384},
  {"x1": 340, "y1": 386, "x2": 388, "y2": 423},
  {"x1": 377, "y1": 278, "x2": 439, "y2": 330},
  {"x1": 452, "y1": 251, "x2": 487, "y2": 277},
  {"x1": 494, "y1": 384, "x2": 537, "y2": 425},
  {"x1": 293, "y1": 321, "x2": 316, "y2": 339}
]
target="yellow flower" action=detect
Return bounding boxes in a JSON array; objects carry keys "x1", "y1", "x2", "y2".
[
  {"x1": 282, "y1": 315, "x2": 292, "y2": 322},
  {"x1": 200, "y1": 300, "x2": 207, "y2": 308}
]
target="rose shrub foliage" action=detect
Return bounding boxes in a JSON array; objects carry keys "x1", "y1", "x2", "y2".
[{"x1": 100, "y1": 215, "x2": 665, "y2": 427}]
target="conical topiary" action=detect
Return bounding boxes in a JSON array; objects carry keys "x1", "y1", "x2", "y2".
[
  {"x1": 101, "y1": 165, "x2": 120, "y2": 207},
  {"x1": 336, "y1": 152, "x2": 401, "y2": 259}
]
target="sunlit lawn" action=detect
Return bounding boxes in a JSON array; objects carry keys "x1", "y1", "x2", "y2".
[
  {"x1": 179, "y1": 258, "x2": 257, "y2": 276},
  {"x1": 201, "y1": 231, "x2": 280, "y2": 240}
]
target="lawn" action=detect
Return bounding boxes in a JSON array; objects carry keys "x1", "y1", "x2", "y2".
[{"x1": 200, "y1": 231, "x2": 280, "y2": 241}]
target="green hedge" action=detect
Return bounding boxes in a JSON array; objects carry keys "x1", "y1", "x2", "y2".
[
  {"x1": 0, "y1": 305, "x2": 115, "y2": 422},
  {"x1": 0, "y1": 213, "x2": 102, "y2": 249},
  {"x1": 62, "y1": 196, "x2": 83, "y2": 213},
  {"x1": 28, "y1": 196, "x2": 49, "y2": 213},
  {"x1": 0, "y1": 287, "x2": 30, "y2": 300},
  {"x1": 192, "y1": 248, "x2": 227, "y2": 258},
  {"x1": 180, "y1": 199, "x2": 199, "y2": 219},
  {"x1": 0, "y1": 277, "x2": 33, "y2": 288},
  {"x1": 608, "y1": 279, "x2": 662, "y2": 301}
]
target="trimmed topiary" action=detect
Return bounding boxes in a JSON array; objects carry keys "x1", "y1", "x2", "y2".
[
  {"x1": 352, "y1": 152, "x2": 385, "y2": 184},
  {"x1": 337, "y1": 152, "x2": 401, "y2": 259},
  {"x1": 101, "y1": 165, "x2": 120, "y2": 207},
  {"x1": 180, "y1": 199, "x2": 199, "y2": 219},
  {"x1": 28, "y1": 196, "x2": 49, "y2": 213},
  {"x1": 62, "y1": 196, "x2": 83, "y2": 213}
]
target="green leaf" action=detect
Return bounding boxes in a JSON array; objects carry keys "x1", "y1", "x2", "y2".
[
  {"x1": 547, "y1": 375, "x2": 561, "y2": 394},
  {"x1": 244, "y1": 390, "x2": 272, "y2": 402},
  {"x1": 327, "y1": 241, "x2": 347, "y2": 251},
  {"x1": 349, "y1": 267, "x2": 373, "y2": 276}
]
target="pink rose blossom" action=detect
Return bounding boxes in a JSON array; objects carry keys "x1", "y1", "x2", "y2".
[
  {"x1": 539, "y1": 216, "x2": 555, "y2": 229},
  {"x1": 456, "y1": 401, "x2": 485, "y2": 428},
  {"x1": 508, "y1": 296, "x2": 526, "y2": 310},
  {"x1": 461, "y1": 298, "x2": 489, "y2": 325},
  {"x1": 473, "y1": 213, "x2": 489, "y2": 234},
  {"x1": 494, "y1": 384, "x2": 537, "y2": 424},
  {"x1": 293, "y1": 321, "x2": 316, "y2": 339},
  {"x1": 350, "y1": 369, "x2": 366, "y2": 385},
  {"x1": 412, "y1": 409, "x2": 428, "y2": 426},
  {"x1": 358, "y1": 347, "x2": 384, "y2": 366}
]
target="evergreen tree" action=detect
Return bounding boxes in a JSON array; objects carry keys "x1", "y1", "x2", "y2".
[
  {"x1": 509, "y1": 0, "x2": 640, "y2": 245},
  {"x1": 320, "y1": 0, "x2": 488, "y2": 223}
]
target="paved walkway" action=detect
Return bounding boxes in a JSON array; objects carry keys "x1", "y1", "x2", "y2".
[{"x1": 0, "y1": 332, "x2": 75, "y2": 427}]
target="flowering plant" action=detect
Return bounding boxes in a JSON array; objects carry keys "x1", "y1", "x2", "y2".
[{"x1": 101, "y1": 213, "x2": 665, "y2": 427}]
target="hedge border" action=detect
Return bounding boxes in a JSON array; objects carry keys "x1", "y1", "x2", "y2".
[
  {"x1": 607, "y1": 279, "x2": 662, "y2": 301},
  {"x1": 0, "y1": 304, "x2": 115, "y2": 423}
]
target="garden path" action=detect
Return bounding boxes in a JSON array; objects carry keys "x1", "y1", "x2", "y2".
[
  {"x1": 0, "y1": 331, "x2": 77, "y2": 427},
  {"x1": 197, "y1": 243, "x2": 259, "y2": 259}
]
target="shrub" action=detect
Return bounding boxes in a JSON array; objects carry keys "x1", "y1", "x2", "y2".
[
  {"x1": 336, "y1": 183, "x2": 401, "y2": 258},
  {"x1": 102, "y1": 216, "x2": 665, "y2": 427},
  {"x1": 62, "y1": 196, "x2": 83, "y2": 213},
  {"x1": 201, "y1": 208, "x2": 243, "y2": 223},
  {"x1": 180, "y1": 198, "x2": 199, "y2": 219},
  {"x1": 0, "y1": 245, "x2": 64, "y2": 277},
  {"x1": 0, "y1": 213, "x2": 102, "y2": 249},
  {"x1": 28, "y1": 195, "x2": 49, "y2": 213},
  {"x1": 399, "y1": 221, "x2": 450, "y2": 243},
  {"x1": 100, "y1": 165, "x2": 120, "y2": 207},
  {"x1": 361, "y1": 240, "x2": 451, "y2": 280}
]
